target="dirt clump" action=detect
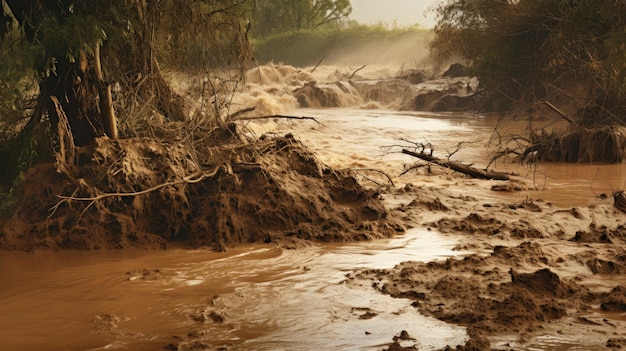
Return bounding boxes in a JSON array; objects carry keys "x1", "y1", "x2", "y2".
[
  {"x1": 350, "y1": 179, "x2": 626, "y2": 350},
  {"x1": 0, "y1": 125, "x2": 402, "y2": 251}
]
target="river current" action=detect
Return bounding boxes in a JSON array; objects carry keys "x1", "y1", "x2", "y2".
[{"x1": 2, "y1": 107, "x2": 625, "y2": 350}]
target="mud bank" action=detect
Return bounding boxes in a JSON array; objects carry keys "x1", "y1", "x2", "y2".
[
  {"x1": 351, "y1": 180, "x2": 626, "y2": 350},
  {"x1": 0, "y1": 125, "x2": 402, "y2": 251}
]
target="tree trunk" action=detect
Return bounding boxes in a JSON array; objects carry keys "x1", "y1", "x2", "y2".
[{"x1": 43, "y1": 49, "x2": 118, "y2": 147}]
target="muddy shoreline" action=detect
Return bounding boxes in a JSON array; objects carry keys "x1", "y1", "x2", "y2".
[
  {"x1": 4, "y1": 163, "x2": 626, "y2": 350},
  {"x1": 350, "y1": 177, "x2": 626, "y2": 350}
]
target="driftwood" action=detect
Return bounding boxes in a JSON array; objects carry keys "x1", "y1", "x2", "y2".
[{"x1": 402, "y1": 149, "x2": 510, "y2": 181}]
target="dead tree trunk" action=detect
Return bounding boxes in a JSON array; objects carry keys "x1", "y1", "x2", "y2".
[{"x1": 402, "y1": 149, "x2": 510, "y2": 180}]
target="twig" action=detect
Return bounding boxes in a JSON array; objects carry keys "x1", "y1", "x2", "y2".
[
  {"x1": 543, "y1": 100, "x2": 576, "y2": 125},
  {"x1": 351, "y1": 168, "x2": 395, "y2": 187},
  {"x1": 55, "y1": 164, "x2": 223, "y2": 203},
  {"x1": 237, "y1": 114, "x2": 321, "y2": 124},
  {"x1": 310, "y1": 55, "x2": 326, "y2": 73},
  {"x1": 345, "y1": 64, "x2": 367, "y2": 80},
  {"x1": 228, "y1": 106, "x2": 256, "y2": 120},
  {"x1": 399, "y1": 163, "x2": 428, "y2": 176}
]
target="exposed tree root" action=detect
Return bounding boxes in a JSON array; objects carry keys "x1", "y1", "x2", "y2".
[
  {"x1": 0, "y1": 125, "x2": 404, "y2": 251},
  {"x1": 523, "y1": 126, "x2": 626, "y2": 163}
]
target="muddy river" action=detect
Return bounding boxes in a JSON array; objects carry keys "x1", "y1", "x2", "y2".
[{"x1": 2, "y1": 108, "x2": 625, "y2": 350}]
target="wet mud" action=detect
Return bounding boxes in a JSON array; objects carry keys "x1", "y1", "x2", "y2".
[
  {"x1": 0, "y1": 129, "x2": 402, "y2": 251},
  {"x1": 352, "y1": 182, "x2": 626, "y2": 350}
]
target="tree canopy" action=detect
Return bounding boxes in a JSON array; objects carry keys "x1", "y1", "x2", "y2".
[
  {"x1": 0, "y1": 0, "x2": 253, "y2": 139},
  {"x1": 0, "y1": 0, "x2": 253, "y2": 192},
  {"x1": 432, "y1": 0, "x2": 626, "y2": 125},
  {"x1": 253, "y1": 0, "x2": 352, "y2": 37}
]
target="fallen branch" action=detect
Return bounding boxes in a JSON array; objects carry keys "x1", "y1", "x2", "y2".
[
  {"x1": 402, "y1": 149, "x2": 510, "y2": 180},
  {"x1": 543, "y1": 101, "x2": 575, "y2": 125},
  {"x1": 237, "y1": 114, "x2": 321, "y2": 124}
]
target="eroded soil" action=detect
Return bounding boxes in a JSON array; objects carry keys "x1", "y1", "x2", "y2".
[
  {"x1": 0, "y1": 126, "x2": 402, "y2": 251},
  {"x1": 350, "y1": 180, "x2": 626, "y2": 350}
]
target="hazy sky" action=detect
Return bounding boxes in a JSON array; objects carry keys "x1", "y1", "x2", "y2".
[{"x1": 349, "y1": 0, "x2": 442, "y2": 28}]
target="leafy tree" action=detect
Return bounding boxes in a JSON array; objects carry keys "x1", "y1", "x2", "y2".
[
  {"x1": 0, "y1": 0, "x2": 253, "y2": 201},
  {"x1": 432, "y1": 0, "x2": 626, "y2": 125},
  {"x1": 253, "y1": 0, "x2": 352, "y2": 37},
  {"x1": 0, "y1": 0, "x2": 253, "y2": 147}
]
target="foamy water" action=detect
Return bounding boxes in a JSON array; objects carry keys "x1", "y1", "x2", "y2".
[{"x1": 243, "y1": 108, "x2": 626, "y2": 207}]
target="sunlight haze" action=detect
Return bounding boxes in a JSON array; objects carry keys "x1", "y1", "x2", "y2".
[{"x1": 349, "y1": 0, "x2": 441, "y2": 28}]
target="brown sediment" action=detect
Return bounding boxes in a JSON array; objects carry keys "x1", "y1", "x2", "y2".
[
  {"x1": 0, "y1": 125, "x2": 403, "y2": 251},
  {"x1": 354, "y1": 181, "x2": 626, "y2": 350}
]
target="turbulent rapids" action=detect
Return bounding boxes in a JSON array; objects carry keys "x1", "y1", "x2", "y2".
[{"x1": 235, "y1": 63, "x2": 479, "y2": 114}]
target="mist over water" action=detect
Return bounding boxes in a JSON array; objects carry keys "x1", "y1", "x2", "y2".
[{"x1": 321, "y1": 32, "x2": 433, "y2": 67}]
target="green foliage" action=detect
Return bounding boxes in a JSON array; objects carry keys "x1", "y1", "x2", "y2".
[
  {"x1": 0, "y1": 32, "x2": 38, "y2": 129},
  {"x1": 253, "y1": 23, "x2": 431, "y2": 66},
  {"x1": 253, "y1": 0, "x2": 352, "y2": 38},
  {"x1": 432, "y1": 0, "x2": 626, "y2": 121}
]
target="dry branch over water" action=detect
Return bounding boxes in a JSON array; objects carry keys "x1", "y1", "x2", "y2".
[{"x1": 401, "y1": 149, "x2": 510, "y2": 181}]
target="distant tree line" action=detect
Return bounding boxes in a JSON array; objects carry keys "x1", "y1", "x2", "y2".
[{"x1": 253, "y1": 0, "x2": 352, "y2": 38}]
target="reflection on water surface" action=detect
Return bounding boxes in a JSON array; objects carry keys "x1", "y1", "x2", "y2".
[{"x1": 0, "y1": 229, "x2": 468, "y2": 350}]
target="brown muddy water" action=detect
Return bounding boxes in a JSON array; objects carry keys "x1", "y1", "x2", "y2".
[
  {"x1": 3, "y1": 108, "x2": 625, "y2": 350},
  {"x1": 252, "y1": 108, "x2": 626, "y2": 207},
  {"x1": 1, "y1": 230, "x2": 469, "y2": 351}
]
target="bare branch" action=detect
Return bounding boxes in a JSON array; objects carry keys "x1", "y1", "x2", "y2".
[
  {"x1": 54, "y1": 164, "x2": 223, "y2": 203},
  {"x1": 351, "y1": 168, "x2": 395, "y2": 187}
]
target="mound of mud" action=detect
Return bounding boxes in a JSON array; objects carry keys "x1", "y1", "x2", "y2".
[
  {"x1": 0, "y1": 126, "x2": 403, "y2": 250},
  {"x1": 355, "y1": 246, "x2": 596, "y2": 349}
]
